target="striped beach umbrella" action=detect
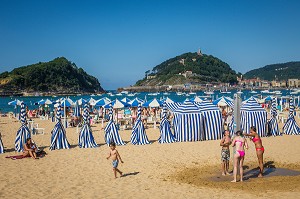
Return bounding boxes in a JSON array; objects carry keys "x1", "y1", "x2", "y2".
[
  {"x1": 49, "y1": 103, "x2": 70, "y2": 150},
  {"x1": 268, "y1": 97, "x2": 281, "y2": 136},
  {"x1": 0, "y1": 133, "x2": 4, "y2": 153},
  {"x1": 158, "y1": 103, "x2": 176, "y2": 143},
  {"x1": 196, "y1": 100, "x2": 223, "y2": 140},
  {"x1": 128, "y1": 97, "x2": 144, "y2": 107},
  {"x1": 283, "y1": 97, "x2": 300, "y2": 135},
  {"x1": 130, "y1": 104, "x2": 150, "y2": 145},
  {"x1": 240, "y1": 97, "x2": 267, "y2": 136},
  {"x1": 213, "y1": 96, "x2": 234, "y2": 108},
  {"x1": 173, "y1": 101, "x2": 204, "y2": 142},
  {"x1": 104, "y1": 105, "x2": 125, "y2": 146},
  {"x1": 15, "y1": 102, "x2": 31, "y2": 152},
  {"x1": 78, "y1": 104, "x2": 98, "y2": 148}
]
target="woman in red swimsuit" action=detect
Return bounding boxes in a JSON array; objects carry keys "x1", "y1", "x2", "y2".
[
  {"x1": 231, "y1": 130, "x2": 248, "y2": 182},
  {"x1": 244, "y1": 126, "x2": 264, "y2": 177}
]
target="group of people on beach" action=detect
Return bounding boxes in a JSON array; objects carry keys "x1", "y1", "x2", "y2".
[{"x1": 220, "y1": 126, "x2": 265, "y2": 182}]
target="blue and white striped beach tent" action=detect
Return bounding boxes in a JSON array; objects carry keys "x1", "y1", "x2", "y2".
[
  {"x1": 268, "y1": 97, "x2": 281, "y2": 136},
  {"x1": 77, "y1": 98, "x2": 87, "y2": 106},
  {"x1": 283, "y1": 97, "x2": 300, "y2": 135},
  {"x1": 130, "y1": 104, "x2": 150, "y2": 145},
  {"x1": 196, "y1": 100, "x2": 223, "y2": 140},
  {"x1": 190, "y1": 96, "x2": 203, "y2": 103},
  {"x1": 213, "y1": 96, "x2": 234, "y2": 108},
  {"x1": 15, "y1": 102, "x2": 31, "y2": 152},
  {"x1": 104, "y1": 105, "x2": 126, "y2": 146},
  {"x1": 228, "y1": 115, "x2": 235, "y2": 136},
  {"x1": 164, "y1": 97, "x2": 181, "y2": 112},
  {"x1": 78, "y1": 104, "x2": 98, "y2": 148},
  {"x1": 94, "y1": 97, "x2": 111, "y2": 107},
  {"x1": 121, "y1": 97, "x2": 131, "y2": 103},
  {"x1": 158, "y1": 103, "x2": 176, "y2": 144},
  {"x1": 128, "y1": 97, "x2": 144, "y2": 107},
  {"x1": 0, "y1": 135, "x2": 4, "y2": 153},
  {"x1": 74, "y1": 101, "x2": 81, "y2": 117},
  {"x1": 240, "y1": 97, "x2": 267, "y2": 136},
  {"x1": 143, "y1": 98, "x2": 162, "y2": 108},
  {"x1": 49, "y1": 103, "x2": 70, "y2": 150},
  {"x1": 173, "y1": 101, "x2": 204, "y2": 142}
]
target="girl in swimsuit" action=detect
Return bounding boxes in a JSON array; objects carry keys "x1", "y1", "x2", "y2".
[
  {"x1": 231, "y1": 130, "x2": 248, "y2": 182},
  {"x1": 244, "y1": 126, "x2": 264, "y2": 177}
]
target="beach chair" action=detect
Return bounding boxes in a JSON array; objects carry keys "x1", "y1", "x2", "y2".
[{"x1": 32, "y1": 123, "x2": 45, "y2": 135}]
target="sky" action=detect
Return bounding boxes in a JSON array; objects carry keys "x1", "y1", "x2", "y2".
[{"x1": 1, "y1": 0, "x2": 300, "y2": 90}]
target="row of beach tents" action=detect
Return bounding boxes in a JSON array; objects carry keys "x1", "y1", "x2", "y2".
[{"x1": 1, "y1": 95, "x2": 299, "y2": 154}]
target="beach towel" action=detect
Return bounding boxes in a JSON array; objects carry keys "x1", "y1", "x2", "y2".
[{"x1": 5, "y1": 150, "x2": 47, "y2": 160}]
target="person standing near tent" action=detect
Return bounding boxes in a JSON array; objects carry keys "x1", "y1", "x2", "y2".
[
  {"x1": 244, "y1": 126, "x2": 264, "y2": 177},
  {"x1": 220, "y1": 130, "x2": 231, "y2": 176},
  {"x1": 231, "y1": 131, "x2": 248, "y2": 182},
  {"x1": 106, "y1": 142, "x2": 124, "y2": 179}
]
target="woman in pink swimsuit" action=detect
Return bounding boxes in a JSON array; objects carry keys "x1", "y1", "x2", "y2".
[
  {"x1": 244, "y1": 126, "x2": 264, "y2": 177},
  {"x1": 231, "y1": 130, "x2": 248, "y2": 182}
]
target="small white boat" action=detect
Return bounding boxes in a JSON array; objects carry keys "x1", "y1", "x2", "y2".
[
  {"x1": 163, "y1": 92, "x2": 170, "y2": 95},
  {"x1": 116, "y1": 93, "x2": 122, "y2": 96},
  {"x1": 204, "y1": 91, "x2": 214, "y2": 95},
  {"x1": 176, "y1": 92, "x2": 183, "y2": 96},
  {"x1": 127, "y1": 93, "x2": 135, "y2": 97},
  {"x1": 250, "y1": 90, "x2": 258, "y2": 94},
  {"x1": 261, "y1": 90, "x2": 270, "y2": 94},
  {"x1": 189, "y1": 92, "x2": 197, "y2": 95}
]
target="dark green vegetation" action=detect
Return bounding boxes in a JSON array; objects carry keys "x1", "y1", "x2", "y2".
[
  {"x1": 135, "y1": 52, "x2": 238, "y2": 86},
  {"x1": 0, "y1": 57, "x2": 104, "y2": 93},
  {"x1": 244, "y1": 62, "x2": 300, "y2": 81}
]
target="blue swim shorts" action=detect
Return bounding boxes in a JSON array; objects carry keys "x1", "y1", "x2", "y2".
[{"x1": 112, "y1": 160, "x2": 119, "y2": 168}]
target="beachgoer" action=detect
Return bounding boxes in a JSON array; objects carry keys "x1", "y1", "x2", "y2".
[
  {"x1": 231, "y1": 130, "x2": 248, "y2": 182},
  {"x1": 243, "y1": 126, "x2": 264, "y2": 177},
  {"x1": 106, "y1": 142, "x2": 124, "y2": 179},
  {"x1": 23, "y1": 138, "x2": 38, "y2": 159},
  {"x1": 220, "y1": 130, "x2": 231, "y2": 176}
]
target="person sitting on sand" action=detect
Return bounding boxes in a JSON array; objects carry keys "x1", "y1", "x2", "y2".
[
  {"x1": 231, "y1": 130, "x2": 248, "y2": 182},
  {"x1": 23, "y1": 138, "x2": 38, "y2": 159},
  {"x1": 243, "y1": 126, "x2": 264, "y2": 177},
  {"x1": 106, "y1": 142, "x2": 124, "y2": 179},
  {"x1": 220, "y1": 130, "x2": 231, "y2": 176}
]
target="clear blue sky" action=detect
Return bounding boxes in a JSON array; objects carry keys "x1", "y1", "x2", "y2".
[{"x1": 1, "y1": 0, "x2": 300, "y2": 90}]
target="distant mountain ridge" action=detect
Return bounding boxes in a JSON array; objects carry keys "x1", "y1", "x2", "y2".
[
  {"x1": 244, "y1": 61, "x2": 300, "y2": 81},
  {"x1": 135, "y1": 52, "x2": 238, "y2": 86},
  {"x1": 0, "y1": 57, "x2": 104, "y2": 93}
]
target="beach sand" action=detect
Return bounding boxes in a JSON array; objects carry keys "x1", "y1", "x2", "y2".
[{"x1": 0, "y1": 116, "x2": 300, "y2": 199}]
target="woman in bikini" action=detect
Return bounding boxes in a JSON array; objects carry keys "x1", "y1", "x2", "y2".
[
  {"x1": 244, "y1": 126, "x2": 264, "y2": 177},
  {"x1": 231, "y1": 130, "x2": 248, "y2": 182},
  {"x1": 23, "y1": 138, "x2": 38, "y2": 159}
]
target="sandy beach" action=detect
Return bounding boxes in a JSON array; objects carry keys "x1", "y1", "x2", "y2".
[{"x1": 0, "y1": 115, "x2": 300, "y2": 199}]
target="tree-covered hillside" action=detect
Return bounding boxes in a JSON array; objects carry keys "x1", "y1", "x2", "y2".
[
  {"x1": 244, "y1": 62, "x2": 300, "y2": 80},
  {"x1": 0, "y1": 57, "x2": 104, "y2": 93},
  {"x1": 136, "y1": 52, "x2": 238, "y2": 86}
]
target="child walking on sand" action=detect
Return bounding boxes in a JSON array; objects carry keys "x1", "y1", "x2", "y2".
[
  {"x1": 106, "y1": 142, "x2": 124, "y2": 178},
  {"x1": 220, "y1": 130, "x2": 231, "y2": 176}
]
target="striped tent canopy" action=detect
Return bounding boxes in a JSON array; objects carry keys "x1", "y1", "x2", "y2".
[
  {"x1": 15, "y1": 102, "x2": 31, "y2": 152},
  {"x1": 121, "y1": 97, "x2": 131, "y2": 103},
  {"x1": 190, "y1": 96, "x2": 203, "y2": 103},
  {"x1": 104, "y1": 98, "x2": 129, "y2": 109},
  {"x1": 283, "y1": 97, "x2": 300, "y2": 135},
  {"x1": 158, "y1": 103, "x2": 176, "y2": 144},
  {"x1": 240, "y1": 97, "x2": 267, "y2": 136},
  {"x1": 104, "y1": 105, "x2": 126, "y2": 146},
  {"x1": 78, "y1": 104, "x2": 98, "y2": 148},
  {"x1": 173, "y1": 101, "x2": 204, "y2": 142},
  {"x1": 49, "y1": 103, "x2": 70, "y2": 150},
  {"x1": 0, "y1": 133, "x2": 4, "y2": 153},
  {"x1": 143, "y1": 98, "x2": 162, "y2": 108},
  {"x1": 130, "y1": 104, "x2": 150, "y2": 145},
  {"x1": 128, "y1": 97, "x2": 144, "y2": 107},
  {"x1": 213, "y1": 96, "x2": 233, "y2": 108},
  {"x1": 94, "y1": 97, "x2": 111, "y2": 107},
  {"x1": 268, "y1": 97, "x2": 281, "y2": 136},
  {"x1": 77, "y1": 98, "x2": 88, "y2": 106},
  {"x1": 196, "y1": 100, "x2": 223, "y2": 140},
  {"x1": 164, "y1": 97, "x2": 181, "y2": 112}
]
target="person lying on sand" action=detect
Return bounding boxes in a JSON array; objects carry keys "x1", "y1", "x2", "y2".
[
  {"x1": 106, "y1": 142, "x2": 124, "y2": 179},
  {"x1": 23, "y1": 138, "x2": 39, "y2": 159}
]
